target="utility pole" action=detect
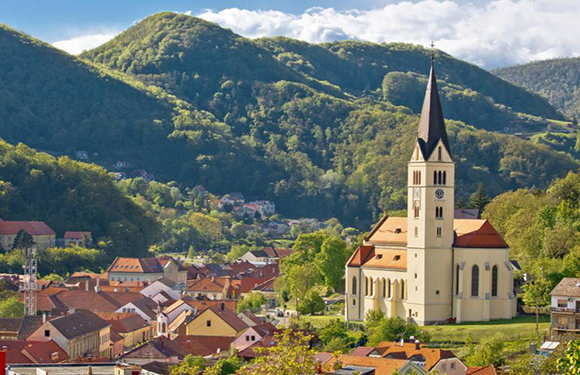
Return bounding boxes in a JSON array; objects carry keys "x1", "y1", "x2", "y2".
[{"x1": 20, "y1": 247, "x2": 38, "y2": 316}]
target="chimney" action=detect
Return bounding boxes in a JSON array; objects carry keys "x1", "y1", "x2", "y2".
[
  {"x1": 85, "y1": 281, "x2": 89, "y2": 291},
  {"x1": 399, "y1": 338, "x2": 404, "y2": 347},
  {"x1": 87, "y1": 366, "x2": 93, "y2": 375},
  {"x1": 221, "y1": 302, "x2": 225, "y2": 311},
  {"x1": 68, "y1": 307, "x2": 75, "y2": 315},
  {"x1": 94, "y1": 278, "x2": 101, "y2": 293},
  {"x1": 415, "y1": 340, "x2": 420, "y2": 350},
  {"x1": 42, "y1": 313, "x2": 47, "y2": 324}
]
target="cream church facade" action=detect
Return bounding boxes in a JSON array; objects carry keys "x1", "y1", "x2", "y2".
[{"x1": 345, "y1": 61, "x2": 517, "y2": 325}]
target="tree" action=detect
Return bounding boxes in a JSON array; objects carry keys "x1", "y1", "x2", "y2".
[
  {"x1": 522, "y1": 278, "x2": 552, "y2": 307},
  {"x1": 0, "y1": 296, "x2": 23, "y2": 318},
  {"x1": 315, "y1": 236, "x2": 349, "y2": 292},
  {"x1": 464, "y1": 334, "x2": 505, "y2": 367},
  {"x1": 42, "y1": 273, "x2": 64, "y2": 281},
  {"x1": 285, "y1": 264, "x2": 321, "y2": 300},
  {"x1": 12, "y1": 230, "x2": 35, "y2": 250},
  {"x1": 470, "y1": 183, "x2": 491, "y2": 210},
  {"x1": 238, "y1": 329, "x2": 319, "y2": 375},
  {"x1": 297, "y1": 289, "x2": 325, "y2": 315},
  {"x1": 170, "y1": 354, "x2": 207, "y2": 375},
  {"x1": 237, "y1": 292, "x2": 267, "y2": 313},
  {"x1": 557, "y1": 340, "x2": 580, "y2": 375},
  {"x1": 226, "y1": 244, "x2": 257, "y2": 262},
  {"x1": 366, "y1": 317, "x2": 429, "y2": 346}
]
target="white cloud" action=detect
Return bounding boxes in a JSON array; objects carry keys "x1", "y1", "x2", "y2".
[
  {"x1": 196, "y1": 0, "x2": 580, "y2": 68},
  {"x1": 53, "y1": 33, "x2": 118, "y2": 55}
]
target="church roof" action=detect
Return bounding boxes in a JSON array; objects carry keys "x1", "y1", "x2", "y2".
[
  {"x1": 416, "y1": 61, "x2": 451, "y2": 160},
  {"x1": 351, "y1": 216, "x2": 508, "y2": 268}
]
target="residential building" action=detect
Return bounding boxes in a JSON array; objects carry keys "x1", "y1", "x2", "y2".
[
  {"x1": 345, "y1": 61, "x2": 516, "y2": 325},
  {"x1": 247, "y1": 200, "x2": 275, "y2": 216},
  {"x1": 172, "y1": 335, "x2": 234, "y2": 357},
  {"x1": 157, "y1": 256, "x2": 188, "y2": 285},
  {"x1": 63, "y1": 232, "x2": 92, "y2": 247},
  {"x1": 28, "y1": 310, "x2": 112, "y2": 360},
  {"x1": 232, "y1": 322, "x2": 276, "y2": 352},
  {"x1": 107, "y1": 257, "x2": 187, "y2": 284},
  {"x1": 220, "y1": 193, "x2": 244, "y2": 207},
  {"x1": 0, "y1": 218, "x2": 56, "y2": 251},
  {"x1": 185, "y1": 277, "x2": 230, "y2": 300},
  {"x1": 104, "y1": 314, "x2": 154, "y2": 349},
  {"x1": 550, "y1": 278, "x2": 580, "y2": 341},
  {"x1": 121, "y1": 337, "x2": 188, "y2": 365},
  {"x1": 240, "y1": 248, "x2": 291, "y2": 264},
  {"x1": 183, "y1": 305, "x2": 248, "y2": 337},
  {"x1": 140, "y1": 278, "x2": 181, "y2": 301}
]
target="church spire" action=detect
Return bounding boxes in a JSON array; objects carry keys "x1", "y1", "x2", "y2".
[{"x1": 416, "y1": 50, "x2": 451, "y2": 160}]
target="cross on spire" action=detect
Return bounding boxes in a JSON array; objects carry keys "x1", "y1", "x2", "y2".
[{"x1": 430, "y1": 41, "x2": 436, "y2": 61}]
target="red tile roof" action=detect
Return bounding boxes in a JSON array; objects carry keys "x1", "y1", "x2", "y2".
[
  {"x1": 173, "y1": 335, "x2": 235, "y2": 357},
  {"x1": 230, "y1": 277, "x2": 272, "y2": 294},
  {"x1": 468, "y1": 366, "x2": 498, "y2": 375},
  {"x1": 0, "y1": 218, "x2": 55, "y2": 236},
  {"x1": 63, "y1": 231, "x2": 91, "y2": 239},
  {"x1": 187, "y1": 277, "x2": 228, "y2": 293},
  {"x1": 107, "y1": 257, "x2": 163, "y2": 274},
  {"x1": 23, "y1": 340, "x2": 68, "y2": 364}
]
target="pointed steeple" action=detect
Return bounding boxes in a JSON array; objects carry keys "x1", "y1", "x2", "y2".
[{"x1": 416, "y1": 58, "x2": 451, "y2": 160}]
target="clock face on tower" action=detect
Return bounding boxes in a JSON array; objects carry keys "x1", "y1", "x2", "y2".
[{"x1": 435, "y1": 188, "x2": 445, "y2": 200}]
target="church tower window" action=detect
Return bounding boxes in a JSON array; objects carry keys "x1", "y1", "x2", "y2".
[
  {"x1": 491, "y1": 265, "x2": 499, "y2": 297},
  {"x1": 352, "y1": 277, "x2": 357, "y2": 295},
  {"x1": 382, "y1": 278, "x2": 386, "y2": 297},
  {"x1": 400, "y1": 280, "x2": 405, "y2": 299},
  {"x1": 471, "y1": 265, "x2": 479, "y2": 297},
  {"x1": 438, "y1": 146, "x2": 442, "y2": 161},
  {"x1": 436, "y1": 207, "x2": 443, "y2": 219},
  {"x1": 414, "y1": 204, "x2": 420, "y2": 219},
  {"x1": 436, "y1": 227, "x2": 442, "y2": 237},
  {"x1": 387, "y1": 279, "x2": 391, "y2": 298},
  {"x1": 434, "y1": 170, "x2": 438, "y2": 185},
  {"x1": 365, "y1": 277, "x2": 369, "y2": 296},
  {"x1": 443, "y1": 171, "x2": 446, "y2": 185}
]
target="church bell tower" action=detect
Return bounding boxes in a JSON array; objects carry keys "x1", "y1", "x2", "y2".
[{"x1": 406, "y1": 55, "x2": 455, "y2": 324}]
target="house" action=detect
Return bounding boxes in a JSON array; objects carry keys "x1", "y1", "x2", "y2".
[
  {"x1": 116, "y1": 298, "x2": 158, "y2": 323},
  {"x1": 183, "y1": 305, "x2": 248, "y2": 337},
  {"x1": 114, "y1": 161, "x2": 131, "y2": 169},
  {"x1": 229, "y1": 277, "x2": 272, "y2": 300},
  {"x1": 28, "y1": 310, "x2": 112, "y2": 360},
  {"x1": 76, "y1": 151, "x2": 89, "y2": 160},
  {"x1": 345, "y1": 62, "x2": 516, "y2": 325},
  {"x1": 0, "y1": 218, "x2": 56, "y2": 251},
  {"x1": 140, "y1": 278, "x2": 181, "y2": 301},
  {"x1": 121, "y1": 336, "x2": 189, "y2": 365},
  {"x1": 550, "y1": 278, "x2": 580, "y2": 341},
  {"x1": 220, "y1": 193, "x2": 244, "y2": 207},
  {"x1": 157, "y1": 256, "x2": 188, "y2": 285},
  {"x1": 21, "y1": 340, "x2": 69, "y2": 364},
  {"x1": 237, "y1": 310, "x2": 263, "y2": 327},
  {"x1": 107, "y1": 257, "x2": 187, "y2": 284},
  {"x1": 232, "y1": 322, "x2": 276, "y2": 352},
  {"x1": 251, "y1": 278, "x2": 278, "y2": 308},
  {"x1": 247, "y1": 201, "x2": 276, "y2": 216},
  {"x1": 0, "y1": 316, "x2": 43, "y2": 341},
  {"x1": 63, "y1": 231, "x2": 92, "y2": 247},
  {"x1": 240, "y1": 248, "x2": 291, "y2": 264},
  {"x1": 36, "y1": 288, "x2": 147, "y2": 315},
  {"x1": 102, "y1": 313, "x2": 154, "y2": 349},
  {"x1": 141, "y1": 361, "x2": 172, "y2": 375},
  {"x1": 172, "y1": 335, "x2": 234, "y2": 358},
  {"x1": 185, "y1": 277, "x2": 230, "y2": 300}
]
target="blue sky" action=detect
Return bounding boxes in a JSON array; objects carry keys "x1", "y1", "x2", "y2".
[{"x1": 1, "y1": 0, "x2": 579, "y2": 68}]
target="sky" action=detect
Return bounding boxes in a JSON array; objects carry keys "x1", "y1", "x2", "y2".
[{"x1": 1, "y1": 0, "x2": 579, "y2": 69}]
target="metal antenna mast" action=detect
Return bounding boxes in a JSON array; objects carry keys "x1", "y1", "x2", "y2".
[{"x1": 20, "y1": 247, "x2": 38, "y2": 316}]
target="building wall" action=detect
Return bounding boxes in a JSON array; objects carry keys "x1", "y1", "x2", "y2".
[
  {"x1": 0, "y1": 234, "x2": 55, "y2": 251},
  {"x1": 185, "y1": 310, "x2": 238, "y2": 337},
  {"x1": 121, "y1": 325, "x2": 153, "y2": 349},
  {"x1": 108, "y1": 272, "x2": 163, "y2": 283}
]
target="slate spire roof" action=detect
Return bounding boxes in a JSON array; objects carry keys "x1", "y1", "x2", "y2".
[{"x1": 416, "y1": 58, "x2": 451, "y2": 159}]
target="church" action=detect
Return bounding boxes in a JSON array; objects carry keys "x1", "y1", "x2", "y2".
[{"x1": 345, "y1": 60, "x2": 517, "y2": 325}]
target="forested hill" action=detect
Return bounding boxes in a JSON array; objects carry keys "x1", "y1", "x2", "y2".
[
  {"x1": 493, "y1": 57, "x2": 580, "y2": 120},
  {"x1": 0, "y1": 14, "x2": 577, "y2": 228},
  {"x1": 0, "y1": 139, "x2": 159, "y2": 257},
  {"x1": 82, "y1": 12, "x2": 562, "y2": 131}
]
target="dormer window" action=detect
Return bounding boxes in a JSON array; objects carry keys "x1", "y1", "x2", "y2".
[
  {"x1": 395, "y1": 228, "x2": 402, "y2": 234},
  {"x1": 375, "y1": 254, "x2": 383, "y2": 260},
  {"x1": 393, "y1": 255, "x2": 401, "y2": 261}
]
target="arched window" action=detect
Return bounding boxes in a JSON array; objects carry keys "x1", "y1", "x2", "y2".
[
  {"x1": 387, "y1": 279, "x2": 391, "y2": 298},
  {"x1": 434, "y1": 171, "x2": 438, "y2": 185},
  {"x1": 413, "y1": 171, "x2": 416, "y2": 185},
  {"x1": 438, "y1": 146, "x2": 442, "y2": 161},
  {"x1": 352, "y1": 276, "x2": 357, "y2": 295},
  {"x1": 492, "y1": 265, "x2": 499, "y2": 297},
  {"x1": 370, "y1": 277, "x2": 374, "y2": 296},
  {"x1": 443, "y1": 171, "x2": 447, "y2": 185},
  {"x1": 455, "y1": 264, "x2": 460, "y2": 295},
  {"x1": 471, "y1": 265, "x2": 479, "y2": 297},
  {"x1": 436, "y1": 207, "x2": 443, "y2": 219},
  {"x1": 365, "y1": 277, "x2": 369, "y2": 296},
  {"x1": 418, "y1": 171, "x2": 421, "y2": 184},
  {"x1": 438, "y1": 171, "x2": 442, "y2": 186},
  {"x1": 382, "y1": 278, "x2": 386, "y2": 297},
  {"x1": 414, "y1": 204, "x2": 420, "y2": 218},
  {"x1": 400, "y1": 280, "x2": 405, "y2": 299}
]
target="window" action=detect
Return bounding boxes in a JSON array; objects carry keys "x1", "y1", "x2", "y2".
[
  {"x1": 436, "y1": 206, "x2": 443, "y2": 219},
  {"x1": 442, "y1": 364, "x2": 447, "y2": 371},
  {"x1": 353, "y1": 299, "x2": 356, "y2": 306},
  {"x1": 414, "y1": 227, "x2": 418, "y2": 237},
  {"x1": 365, "y1": 277, "x2": 369, "y2": 296},
  {"x1": 352, "y1": 277, "x2": 357, "y2": 295},
  {"x1": 44, "y1": 330, "x2": 50, "y2": 337},
  {"x1": 438, "y1": 171, "x2": 442, "y2": 186},
  {"x1": 436, "y1": 227, "x2": 442, "y2": 237},
  {"x1": 251, "y1": 336, "x2": 255, "y2": 341},
  {"x1": 451, "y1": 363, "x2": 456, "y2": 370},
  {"x1": 438, "y1": 146, "x2": 442, "y2": 161},
  {"x1": 455, "y1": 264, "x2": 460, "y2": 295},
  {"x1": 369, "y1": 277, "x2": 374, "y2": 296},
  {"x1": 387, "y1": 279, "x2": 391, "y2": 298},
  {"x1": 491, "y1": 265, "x2": 499, "y2": 297},
  {"x1": 418, "y1": 171, "x2": 421, "y2": 184},
  {"x1": 434, "y1": 170, "x2": 438, "y2": 185},
  {"x1": 382, "y1": 278, "x2": 386, "y2": 297},
  {"x1": 443, "y1": 171, "x2": 447, "y2": 185},
  {"x1": 471, "y1": 265, "x2": 479, "y2": 297},
  {"x1": 206, "y1": 320, "x2": 212, "y2": 327},
  {"x1": 401, "y1": 280, "x2": 405, "y2": 299},
  {"x1": 558, "y1": 299, "x2": 567, "y2": 308},
  {"x1": 414, "y1": 205, "x2": 420, "y2": 218}
]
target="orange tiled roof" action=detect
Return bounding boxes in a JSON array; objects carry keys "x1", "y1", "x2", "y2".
[
  {"x1": 376, "y1": 342, "x2": 457, "y2": 370},
  {"x1": 323, "y1": 355, "x2": 407, "y2": 374},
  {"x1": 365, "y1": 216, "x2": 508, "y2": 249},
  {"x1": 22, "y1": 340, "x2": 68, "y2": 364},
  {"x1": 187, "y1": 277, "x2": 228, "y2": 293},
  {"x1": 107, "y1": 257, "x2": 163, "y2": 274},
  {"x1": 468, "y1": 366, "x2": 498, "y2": 375},
  {"x1": 0, "y1": 218, "x2": 55, "y2": 236},
  {"x1": 357, "y1": 248, "x2": 407, "y2": 270},
  {"x1": 173, "y1": 335, "x2": 235, "y2": 357}
]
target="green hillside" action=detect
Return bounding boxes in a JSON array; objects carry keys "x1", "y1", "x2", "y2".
[
  {"x1": 0, "y1": 139, "x2": 159, "y2": 257},
  {"x1": 0, "y1": 13, "x2": 576, "y2": 228},
  {"x1": 493, "y1": 57, "x2": 580, "y2": 120}
]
